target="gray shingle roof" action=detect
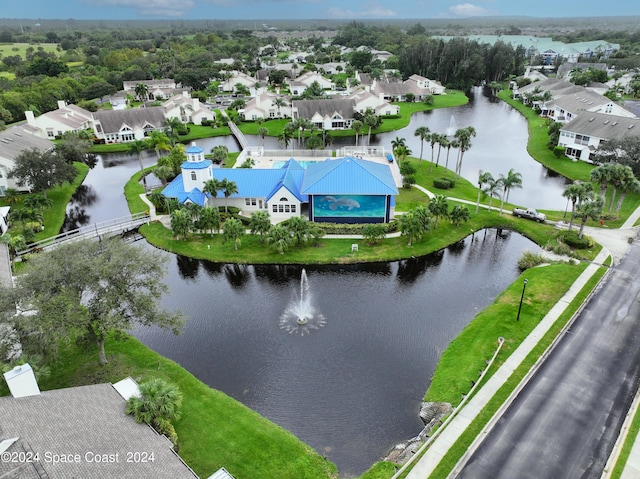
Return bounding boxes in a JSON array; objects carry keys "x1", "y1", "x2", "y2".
[
  {"x1": 93, "y1": 107, "x2": 166, "y2": 135},
  {"x1": 561, "y1": 112, "x2": 640, "y2": 140},
  {"x1": 0, "y1": 126, "x2": 54, "y2": 161},
  {"x1": 293, "y1": 99, "x2": 355, "y2": 120},
  {"x1": 0, "y1": 383, "x2": 198, "y2": 479}
]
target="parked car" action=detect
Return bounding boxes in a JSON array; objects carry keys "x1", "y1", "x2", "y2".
[{"x1": 512, "y1": 207, "x2": 546, "y2": 222}]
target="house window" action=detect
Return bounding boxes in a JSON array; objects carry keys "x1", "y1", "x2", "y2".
[
  {"x1": 272, "y1": 205, "x2": 277, "y2": 213},
  {"x1": 278, "y1": 205, "x2": 284, "y2": 212},
  {"x1": 191, "y1": 171, "x2": 197, "y2": 181},
  {"x1": 251, "y1": 198, "x2": 257, "y2": 206},
  {"x1": 47, "y1": 129, "x2": 54, "y2": 137},
  {"x1": 291, "y1": 204, "x2": 296, "y2": 213},
  {"x1": 245, "y1": 198, "x2": 251, "y2": 206},
  {"x1": 285, "y1": 205, "x2": 290, "y2": 213}
]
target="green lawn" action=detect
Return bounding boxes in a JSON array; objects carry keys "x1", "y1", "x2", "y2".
[
  {"x1": 37, "y1": 333, "x2": 337, "y2": 479},
  {"x1": 0, "y1": 42, "x2": 59, "y2": 59}
]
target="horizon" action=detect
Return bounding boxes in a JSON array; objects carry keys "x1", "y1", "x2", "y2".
[{"x1": 1, "y1": 0, "x2": 639, "y2": 22}]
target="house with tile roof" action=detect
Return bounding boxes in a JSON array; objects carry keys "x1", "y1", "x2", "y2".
[
  {"x1": 240, "y1": 92, "x2": 293, "y2": 121},
  {"x1": 0, "y1": 125, "x2": 55, "y2": 195},
  {"x1": 162, "y1": 147, "x2": 398, "y2": 224},
  {"x1": 24, "y1": 101, "x2": 93, "y2": 139},
  {"x1": 288, "y1": 71, "x2": 334, "y2": 96},
  {"x1": 558, "y1": 112, "x2": 640, "y2": 162},
  {"x1": 92, "y1": 107, "x2": 166, "y2": 143},
  {"x1": 123, "y1": 79, "x2": 189, "y2": 101},
  {"x1": 292, "y1": 99, "x2": 355, "y2": 130},
  {"x1": 0, "y1": 367, "x2": 199, "y2": 479}
]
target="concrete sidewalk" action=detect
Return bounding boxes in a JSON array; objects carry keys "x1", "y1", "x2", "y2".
[{"x1": 403, "y1": 247, "x2": 611, "y2": 479}]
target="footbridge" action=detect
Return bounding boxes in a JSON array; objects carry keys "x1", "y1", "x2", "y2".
[{"x1": 16, "y1": 212, "x2": 151, "y2": 256}]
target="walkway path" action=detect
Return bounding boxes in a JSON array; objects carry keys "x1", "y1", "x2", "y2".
[{"x1": 396, "y1": 187, "x2": 640, "y2": 479}]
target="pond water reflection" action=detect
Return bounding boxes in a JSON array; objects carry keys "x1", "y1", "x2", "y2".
[{"x1": 134, "y1": 229, "x2": 540, "y2": 476}]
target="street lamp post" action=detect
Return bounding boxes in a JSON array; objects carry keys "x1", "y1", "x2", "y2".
[{"x1": 516, "y1": 279, "x2": 528, "y2": 321}]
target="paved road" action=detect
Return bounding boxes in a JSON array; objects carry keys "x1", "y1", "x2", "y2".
[{"x1": 454, "y1": 240, "x2": 640, "y2": 479}]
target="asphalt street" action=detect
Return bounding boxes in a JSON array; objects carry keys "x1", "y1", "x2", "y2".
[{"x1": 454, "y1": 240, "x2": 640, "y2": 479}]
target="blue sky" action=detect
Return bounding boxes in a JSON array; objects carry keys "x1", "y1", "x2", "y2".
[{"x1": 2, "y1": 0, "x2": 639, "y2": 20}]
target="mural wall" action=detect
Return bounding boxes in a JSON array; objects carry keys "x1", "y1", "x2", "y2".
[{"x1": 312, "y1": 195, "x2": 388, "y2": 223}]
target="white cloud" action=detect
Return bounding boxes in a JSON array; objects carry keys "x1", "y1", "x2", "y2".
[
  {"x1": 85, "y1": 0, "x2": 195, "y2": 17},
  {"x1": 449, "y1": 3, "x2": 495, "y2": 17},
  {"x1": 327, "y1": 4, "x2": 397, "y2": 18}
]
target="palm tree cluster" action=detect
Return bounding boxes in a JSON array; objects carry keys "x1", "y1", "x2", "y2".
[
  {"x1": 589, "y1": 163, "x2": 640, "y2": 215},
  {"x1": 6, "y1": 193, "x2": 52, "y2": 242},
  {"x1": 400, "y1": 195, "x2": 471, "y2": 246},
  {"x1": 410, "y1": 126, "x2": 474, "y2": 179},
  {"x1": 475, "y1": 168, "x2": 523, "y2": 214}
]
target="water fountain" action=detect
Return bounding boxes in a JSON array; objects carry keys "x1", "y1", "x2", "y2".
[
  {"x1": 446, "y1": 114, "x2": 459, "y2": 136},
  {"x1": 279, "y1": 269, "x2": 326, "y2": 335}
]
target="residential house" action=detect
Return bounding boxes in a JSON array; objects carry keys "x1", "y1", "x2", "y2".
[
  {"x1": 317, "y1": 62, "x2": 348, "y2": 75},
  {"x1": 406, "y1": 74, "x2": 446, "y2": 95},
  {"x1": 218, "y1": 71, "x2": 257, "y2": 94},
  {"x1": 558, "y1": 112, "x2": 640, "y2": 161},
  {"x1": 240, "y1": 92, "x2": 292, "y2": 120},
  {"x1": 163, "y1": 92, "x2": 215, "y2": 125},
  {"x1": 0, "y1": 125, "x2": 54, "y2": 195},
  {"x1": 24, "y1": 100, "x2": 93, "y2": 139},
  {"x1": 123, "y1": 79, "x2": 189, "y2": 101},
  {"x1": 92, "y1": 107, "x2": 166, "y2": 144},
  {"x1": 292, "y1": 99, "x2": 355, "y2": 130},
  {"x1": 0, "y1": 365, "x2": 199, "y2": 479},
  {"x1": 288, "y1": 71, "x2": 334, "y2": 96},
  {"x1": 349, "y1": 91, "x2": 399, "y2": 116},
  {"x1": 163, "y1": 154, "x2": 398, "y2": 224},
  {"x1": 548, "y1": 90, "x2": 635, "y2": 123}
]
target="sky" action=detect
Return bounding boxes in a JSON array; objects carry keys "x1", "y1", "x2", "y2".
[{"x1": 2, "y1": 0, "x2": 640, "y2": 21}]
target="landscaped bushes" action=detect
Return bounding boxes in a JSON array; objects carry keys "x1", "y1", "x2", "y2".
[
  {"x1": 315, "y1": 221, "x2": 397, "y2": 235},
  {"x1": 433, "y1": 177, "x2": 455, "y2": 189},
  {"x1": 560, "y1": 231, "x2": 594, "y2": 249}
]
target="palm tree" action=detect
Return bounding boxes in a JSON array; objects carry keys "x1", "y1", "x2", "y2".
[
  {"x1": 154, "y1": 165, "x2": 174, "y2": 186},
  {"x1": 590, "y1": 163, "x2": 613, "y2": 197},
  {"x1": 428, "y1": 195, "x2": 449, "y2": 229},
  {"x1": 249, "y1": 210, "x2": 271, "y2": 242},
  {"x1": 563, "y1": 182, "x2": 593, "y2": 231},
  {"x1": 23, "y1": 194, "x2": 52, "y2": 225},
  {"x1": 445, "y1": 138, "x2": 458, "y2": 171},
  {"x1": 395, "y1": 144, "x2": 412, "y2": 166},
  {"x1": 220, "y1": 179, "x2": 238, "y2": 213},
  {"x1": 484, "y1": 176, "x2": 502, "y2": 211},
  {"x1": 476, "y1": 170, "x2": 493, "y2": 214},
  {"x1": 125, "y1": 378, "x2": 182, "y2": 436},
  {"x1": 363, "y1": 111, "x2": 378, "y2": 146},
  {"x1": 400, "y1": 210, "x2": 424, "y2": 246},
  {"x1": 3, "y1": 188, "x2": 21, "y2": 206},
  {"x1": 434, "y1": 133, "x2": 447, "y2": 169},
  {"x1": 127, "y1": 139, "x2": 148, "y2": 190},
  {"x1": 454, "y1": 127, "x2": 476, "y2": 180},
  {"x1": 413, "y1": 126, "x2": 430, "y2": 164},
  {"x1": 614, "y1": 175, "x2": 640, "y2": 214},
  {"x1": 163, "y1": 117, "x2": 182, "y2": 145},
  {"x1": 277, "y1": 129, "x2": 293, "y2": 149},
  {"x1": 272, "y1": 97, "x2": 288, "y2": 118},
  {"x1": 223, "y1": 218, "x2": 244, "y2": 250},
  {"x1": 391, "y1": 136, "x2": 406, "y2": 155},
  {"x1": 287, "y1": 216, "x2": 311, "y2": 247},
  {"x1": 352, "y1": 120, "x2": 363, "y2": 147},
  {"x1": 606, "y1": 164, "x2": 634, "y2": 213},
  {"x1": 257, "y1": 126, "x2": 269, "y2": 147},
  {"x1": 210, "y1": 145, "x2": 229, "y2": 165},
  {"x1": 199, "y1": 206, "x2": 221, "y2": 236},
  {"x1": 576, "y1": 194, "x2": 604, "y2": 239},
  {"x1": 450, "y1": 205, "x2": 470, "y2": 226},
  {"x1": 428, "y1": 132, "x2": 439, "y2": 173},
  {"x1": 146, "y1": 131, "x2": 171, "y2": 162},
  {"x1": 170, "y1": 208, "x2": 192, "y2": 240},
  {"x1": 266, "y1": 224, "x2": 294, "y2": 254},
  {"x1": 134, "y1": 83, "x2": 149, "y2": 102},
  {"x1": 498, "y1": 169, "x2": 523, "y2": 214},
  {"x1": 203, "y1": 178, "x2": 222, "y2": 202}
]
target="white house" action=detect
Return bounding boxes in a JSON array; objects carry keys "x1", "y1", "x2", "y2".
[
  {"x1": 218, "y1": 71, "x2": 257, "y2": 94},
  {"x1": 548, "y1": 90, "x2": 636, "y2": 123},
  {"x1": 406, "y1": 74, "x2": 446, "y2": 95},
  {"x1": 24, "y1": 100, "x2": 93, "y2": 139},
  {"x1": 240, "y1": 92, "x2": 292, "y2": 120},
  {"x1": 350, "y1": 91, "x2": 399, "y2": 116},
  {"x1": 163, "y1": 92, "x2": 215, "y2": 125},
  {"x1": 92, "y1": 107, "x2": 166, "y2": 144},
  {"x1": 558, "y1": 112, "x2": 640, "y2": 161},
  {"x1": 292, "y1": 99, "x2": 355, "y2": 130},
  {"x1": 122, "y1": 79, "x2": 188, "y2": 101},
  {"x1": 289, "y1": 71, "x2": 334, "y2": 96},
  {"x1": 0, "y1": 125, "x2": 55, "y2": 195}
]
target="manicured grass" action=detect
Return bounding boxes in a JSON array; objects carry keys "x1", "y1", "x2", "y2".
[
  {"x1": 610, "y1": 398, "x2": 640, "y2": 479},
  {"x1": 425, "y1": 265, "x2": 607, "y2": 478},
  {"x1": 0, "y1": 163, "x2": 89, "y2": 240},
  {"x1": 37, "y1": 332, "x2": 337, "y2": 479}
]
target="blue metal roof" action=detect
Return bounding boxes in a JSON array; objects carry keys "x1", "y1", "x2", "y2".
[
  {"x1": 186, "y1": 145, "x2": 204, "y2": 154},
  {"x1": 181, "y1": 160, "x2": 212, "y2": 170},
  {"x1": 185, "y1": 188, "x2": 207, "y2": 206},
  {"x1": 302, "y1": 157, "x2": 398, "y2": 195},
  {"x1": 162, "y1": 175, "x2": 185, "y2": 198}
]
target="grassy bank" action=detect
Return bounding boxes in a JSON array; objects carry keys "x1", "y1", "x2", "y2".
[{"x1": 38, "y1": 332, "x2": 337, "y2": 479}]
